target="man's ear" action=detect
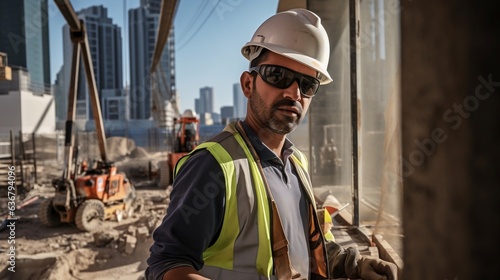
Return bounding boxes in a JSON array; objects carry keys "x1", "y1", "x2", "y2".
[{"x1": 240, "y1": 71, "x2": 254, "y2": 98}]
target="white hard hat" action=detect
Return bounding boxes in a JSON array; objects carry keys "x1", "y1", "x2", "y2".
[{"x1": 241, "y1": 8, "x2": 332, "y2": 84}]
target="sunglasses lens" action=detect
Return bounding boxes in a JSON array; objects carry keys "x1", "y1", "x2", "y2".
[
  {"x1": 262, "y1": 66, "x2": 294, "y2": 89},
  {"x1": 300, "y1": 77, "x2": 320, "y2": 97},
  {"x1": 253, "y1": 65, "x2": 320, "y2": 97}
]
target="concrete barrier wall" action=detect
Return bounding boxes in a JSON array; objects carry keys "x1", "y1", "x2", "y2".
[{"x1": 401, "y1": 1, "x2": 500, "y2": 279}]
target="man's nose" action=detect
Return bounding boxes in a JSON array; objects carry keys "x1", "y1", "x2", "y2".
[{"x1": 283, "y1": 80, "x2": 301, "y2": 101}]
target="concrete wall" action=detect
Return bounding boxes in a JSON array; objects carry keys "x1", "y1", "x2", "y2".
[
  {"x1": 20, "y1": 90, "x2": 55, "y2": 134},
  {"x1": 0, "y1": 90, "x2": 55, "y2": 134},
  {"x1": 0, "y1": 91, "x2": 22, "y2": 133},
  {"x1": 401, "y1": 0, "x2": 500, "y2": 279}
]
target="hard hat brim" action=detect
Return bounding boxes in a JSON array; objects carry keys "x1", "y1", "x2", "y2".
[{"x1": 242, "y1": 43, "x2": 333, "y2": 85}]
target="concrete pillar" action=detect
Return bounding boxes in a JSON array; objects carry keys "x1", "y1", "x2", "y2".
[{"x1": 401, "y1": 1, "x2": 500, "y2": 279}]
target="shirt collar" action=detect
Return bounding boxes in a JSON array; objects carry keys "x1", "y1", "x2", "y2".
[{"x1": 240, "y1": 120, "x2": 295, "y2": 162}]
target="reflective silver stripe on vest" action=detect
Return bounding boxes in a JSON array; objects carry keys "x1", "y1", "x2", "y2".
[{"x1": 198, "y1": 130, "x2": 268, "y2": 279}]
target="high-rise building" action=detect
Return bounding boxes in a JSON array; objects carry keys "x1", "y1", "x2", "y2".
[
  {"x1": 220, "y1": 106, "x2": 234, "y2": 124},
  {"x1": 61, "y1": 5, "x2": 123, "y2": 121},
  {"x1": 199, "y1": 86, "x2": 214, "y2": 114},
  {"x1": 53, "y1": 66, "x2": 66, "y2": 124},
  {"x1": 141, "y1": 0, "x2": 162, "y2": 14},
  {"x1": 0, "y1": 0, "x2": 51, "y2": 94},
  {"x1": 233, "y1": 83, "x2": 246, "y2": 119},
  {"x1": 129, "y1": 0, "x2": 176, "y2": 120},
  {"x1": 194, "y1": 98, "x2": 201, "y2": 115}
]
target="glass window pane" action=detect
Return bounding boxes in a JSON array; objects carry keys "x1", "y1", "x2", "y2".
[
  {"x1": 299, "y1": 0, "x2": 354, "y2": 215},
  {"x1": 359, "y1": 0, "x2": 402, "y2": 256}
]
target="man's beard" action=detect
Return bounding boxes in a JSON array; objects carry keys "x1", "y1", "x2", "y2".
[{"x1": 249, "y1": 89, "x2": 303, "y2": 135}]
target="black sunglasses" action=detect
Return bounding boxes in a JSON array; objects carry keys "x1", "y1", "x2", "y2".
[{"x1": 249, "y1": 64, "x2": 321, "y2": 98}]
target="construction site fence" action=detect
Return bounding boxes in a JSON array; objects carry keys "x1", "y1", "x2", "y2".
[
  {"x1": 0, "y1": 131, "x2": 38, "y2": 198},
  {"x1": 0, "y1": 128, "x2": 175, "y2": 164}
]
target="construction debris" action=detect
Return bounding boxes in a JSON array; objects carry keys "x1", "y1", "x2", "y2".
[
  {"x1": 0, "y1": 154, "x2": 173, "y2": 279},
  {"x1": 93, "y1": 230, "x2": 120, "y2": 247},
  {"x1": 0, "y1": 133, "x2": 175, "y2": 279},
  {"x1": 123, "y1": 234, "x2": 137, "y2": 255}
]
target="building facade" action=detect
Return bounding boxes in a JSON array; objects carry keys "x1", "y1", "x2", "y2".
[
  {"x1": 194, "y1": 98, "x2": 201, "y2": 116},
  {"x1": 199, "y1": 86, "x2": 214, "y2": 114},
  {"x1": 61, "y1": 5, "x2": 124, "y2": 122},
  {"x1": 220, "y1": 106, "x2": 234, "y2": 124},
  {"x1": 53, "y1": 66, "x2": 66, "y2": 127},
  {"x1": 0, "y1": 0, "x2": 51, "y2": 94},
  {"x1": 129, "y1": 0, "x2": 176, "y2": 121},
  {"x1": 233, "y1": 83, "x2": 246, "y2": 119}
]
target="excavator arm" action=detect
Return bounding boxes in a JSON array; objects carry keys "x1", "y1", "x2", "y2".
[
  {"x1": 53, "y1": 0, "x2": 110, "y2": 209},
  {"x1": 54, "y1": 0, "x2": 109, "y2": 182}
]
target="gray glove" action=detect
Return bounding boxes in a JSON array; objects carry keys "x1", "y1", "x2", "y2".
[
  {"x1": 325, "y1": 241, "x2": 398, "y2": 280},
  {"x1": 355, "y1": 255, "x2": 398, "y2": 280}
]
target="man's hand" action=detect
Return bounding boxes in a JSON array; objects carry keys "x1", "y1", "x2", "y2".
[
  {"x1": 356, "y1": 256, "x2": 398, "y2": 280},
  {"x1": 325, "y1": 242, "x2": 398, "y2": 280}
]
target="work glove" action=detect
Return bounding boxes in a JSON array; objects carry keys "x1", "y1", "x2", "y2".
[
  {"x1": 326, "y1": 241, "x2": 398, "y2": 280},
  {"x1": 355, "y1": 255, "x2": 398, "y2": 280}
]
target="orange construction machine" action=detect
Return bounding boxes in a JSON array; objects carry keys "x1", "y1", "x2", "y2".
[
  {"x1": 172, "y1": 110, "x2": 200, "y2": 153},
  {"x1": 158, "y1": 110, "x2": 200, "y2": 188},
  {"x1": 39, "y1": 0, "x2": 140, "y2": 232}
]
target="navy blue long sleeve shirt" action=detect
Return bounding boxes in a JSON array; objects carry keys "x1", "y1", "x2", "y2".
[{"x1": 146, "y1": 122, "x2": 310, "y2": 280}]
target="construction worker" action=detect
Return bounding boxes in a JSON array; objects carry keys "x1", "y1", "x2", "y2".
[{"x1": 146, "y1": 9, "x2": 397, "y2": 280}]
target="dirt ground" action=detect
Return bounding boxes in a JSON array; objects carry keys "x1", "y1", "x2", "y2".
[{"x1": 0, "y1": 140, "x2": 172, "y2": 280}]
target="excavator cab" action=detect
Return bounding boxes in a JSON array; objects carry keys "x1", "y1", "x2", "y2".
[
  {"x1": 173, "y1": 112, "x2": 199, "y2": 153},
  {"x1": 170, "y1": 113, "x2": 199, "y2": 169},
  {"x1": 157, "y1": 110, "x2": 200, "y2": 188}
]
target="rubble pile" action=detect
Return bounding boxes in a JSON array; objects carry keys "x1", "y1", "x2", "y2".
[
  {"x1": 130, "y1": 147, "x2": 149, "y2": 159},
  {"x1": 0, "y1": 249, "x2": 98, "y2": 280},
  {"x1": 106, "y1": 137, "x2": 137, "y2": 161},
  {"x1": 92, "y1": 213, "x2": 162, "y2": 257}
]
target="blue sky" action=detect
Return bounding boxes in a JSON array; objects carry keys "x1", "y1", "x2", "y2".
[{"x1": 49, "y1": 0, "x2": 278, "y2": 113}]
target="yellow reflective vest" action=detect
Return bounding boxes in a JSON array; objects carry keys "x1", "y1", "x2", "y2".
[{"x1": 175, "y1": 122, "x2": 329, "y2": 280}]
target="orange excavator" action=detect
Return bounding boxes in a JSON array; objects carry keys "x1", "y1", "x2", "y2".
[
  {"x1": 38, "y1": 0, "x2": 140, "y2": 232},
  {"x1": 157, "y1": 110, "x2": 200, "y2": 188}
]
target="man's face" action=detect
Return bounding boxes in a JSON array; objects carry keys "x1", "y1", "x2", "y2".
[{"x1": 244, "y1": 52, "x2": 317, "y2": 135}]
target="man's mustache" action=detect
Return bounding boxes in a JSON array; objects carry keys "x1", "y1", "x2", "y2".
[{"x1": 272, "y1": 99, "x2": 303, "y2": 115}]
